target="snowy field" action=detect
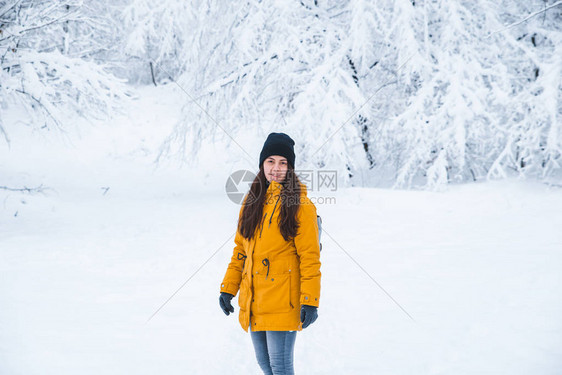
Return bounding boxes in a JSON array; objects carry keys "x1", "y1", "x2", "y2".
[{"x1": 1, "y1": 85, "x2": 562, "y2": 374}]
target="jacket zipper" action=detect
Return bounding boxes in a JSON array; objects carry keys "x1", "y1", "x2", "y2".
[
  {"x1": 258, "y1": 212, "x2": 267, "y2": 238},
  {"x1": 289, "y1": 274, "x2": 294, "y2": 309}
]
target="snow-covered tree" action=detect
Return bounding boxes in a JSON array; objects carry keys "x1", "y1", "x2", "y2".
[
  {"x1": 0, "y1": 0, "x2": 128, "y2": 145},
  {"x1": 2, "y1": 0, "x2": 560, "y2": 189},
  {"x1": 387, "y1": 0, "x2": 562, "y2": 188},
  {"x1": 144, "y1": 0, "x2": 561, "y2": 188},
  {"x1": 120, "y1": 0, "x2": 202, "y2": 85}
]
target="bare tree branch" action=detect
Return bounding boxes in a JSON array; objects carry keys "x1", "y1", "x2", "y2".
[
  {"x1": 15, "y1": 89, "x2": 62, "y2": 129},
  {"x1": 0, "y1": 8, "x2": 82, "y2": 43},
  {"x1": 0, "y1": 0, "x2": 23, "y2": 19},
  {"x1": 0, "y1": 116, "x2": 10, "y2": 145},
  {"x1": 488, "y1": 0, "x2": 562, "y2": 37},
  {"x1": 0, "y1": 184, "x2": 49, "y2": 194}
]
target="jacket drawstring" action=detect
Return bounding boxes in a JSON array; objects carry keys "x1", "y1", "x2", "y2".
[
  {"x1": 238, "y1": 252, "x2": 247, "y2": 268},
  {"x1": 268, "y1": 195, "x2": 281, "y2": 228},
  {"x1": 262, "y1": 258, "x2": 270, "y2": 280}
]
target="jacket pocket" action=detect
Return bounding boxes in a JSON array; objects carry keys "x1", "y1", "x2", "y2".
[{"x1": 254, "y1": 273, "x2": 291, "y2": 314}]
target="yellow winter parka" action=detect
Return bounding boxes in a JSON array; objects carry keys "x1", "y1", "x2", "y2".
[{"x1": 220, "y1": 179, "x2": 321, "y2": 332}]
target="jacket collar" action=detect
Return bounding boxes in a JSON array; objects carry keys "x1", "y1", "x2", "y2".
[
  {"x1": 266, "y1": 179, "x2": 283, "y2": 196},
  {"x1": 265, "y1": 180, "x2": 311, "y2": 196}
]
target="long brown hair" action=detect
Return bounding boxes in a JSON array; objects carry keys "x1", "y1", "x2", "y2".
[{"x1": 239, "y1": 165, "x2": 302, "y2": 241}]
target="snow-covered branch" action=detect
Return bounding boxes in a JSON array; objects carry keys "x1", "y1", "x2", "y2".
[{"x1": 0, "y1": 0, "x2": 129, "y2": 142}]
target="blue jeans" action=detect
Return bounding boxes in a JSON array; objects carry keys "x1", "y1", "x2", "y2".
[{"x1": 250, "y1": 330, "x2": 297, "y2": 375}]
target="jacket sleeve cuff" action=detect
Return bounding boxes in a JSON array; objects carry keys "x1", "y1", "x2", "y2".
[
  {"x1": 220, "y1": 282, "x2": 239, "y2": 296},
  {"x1": 300, "y1": 293, "x2": 319, "y2": 307}
]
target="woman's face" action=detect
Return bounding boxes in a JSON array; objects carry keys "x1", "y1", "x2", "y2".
[{"x1": 263, "y1": 155, "x2": 288, "y2": 183}]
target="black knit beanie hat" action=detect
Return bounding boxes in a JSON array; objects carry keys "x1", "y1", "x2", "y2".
[{"x1": 259, "y1": 132, "x2": 296, "y2": 169}]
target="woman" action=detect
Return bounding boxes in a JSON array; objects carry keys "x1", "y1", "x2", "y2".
[{"x1": 219, "y1": 132, "x2": 322, "y2": 375}]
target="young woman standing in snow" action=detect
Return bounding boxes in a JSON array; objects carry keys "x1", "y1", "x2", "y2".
[{"x1": 219, "y1": 132, "x2": 322, "y2": 375}]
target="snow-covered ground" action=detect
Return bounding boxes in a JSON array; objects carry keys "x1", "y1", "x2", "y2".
[{"x1": 1, "y1": 85, "x2": 561, "y2": 374}]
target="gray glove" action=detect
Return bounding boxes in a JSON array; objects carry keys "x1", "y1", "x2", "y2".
[
  {"x1": 219, "y1": 292, "x2": 235, "y2": 315},
  {"x1": 300, "y1": 304, "x2": 318, "y2": 328}
]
